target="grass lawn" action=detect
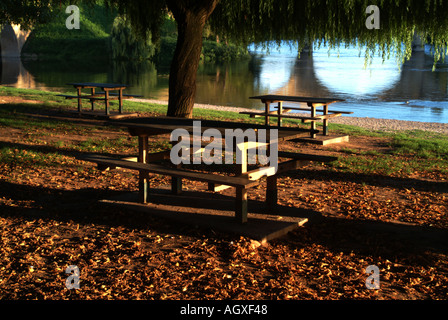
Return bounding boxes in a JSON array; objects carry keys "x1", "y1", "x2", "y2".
[{"x1": 0, "y1": 86, "x2": 447, "y2": 300}]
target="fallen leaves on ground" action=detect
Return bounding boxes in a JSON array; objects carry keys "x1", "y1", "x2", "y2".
[{"x1": 0, "y1": 109, "x2": 447, "y2": 300}]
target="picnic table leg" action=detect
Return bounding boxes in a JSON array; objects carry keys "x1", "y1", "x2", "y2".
[
  {"x1": 309, "y1": 102, "x2": 317, "y2": 138},
  {"x1": 264, "y1": 101, "x2": 270, "y2": 126},
  {"x1": 171, "y1": 164, "x2": 182, "y2": 195},
  {"x1": 235, "y1": 140, "x2": 248, "y2": 175},
  {"x1": 323, "y1": 104, "x2": 329, "y2": 136},
  {"x1": 105, "y1": 90, "x2": 110, "y2": 116},
  {"x1": 235, "y1": 186, "x2": 248, "y2": 223},
  {"x1": 138, "y1": 136, "x2": 149, "y2": 203},
  {"x1": 266, "y1": 138, "x2": 278, "y2": 207},
  {"x1": 118, "y1": 89, "x2": 123, "y2": 114},
  {"x1": 266, "y1": 175, "x2": 278, "y2": 208},
  {"x1": 76, "y1": 87, "x2": 82, "y2": 113},
  {"x1": 277, "y1": 101, "x2": 283, "y2": 127},
  {"x1": 234, "y1": 139, "x2": 249, "y2": 223},
  {"x1": 90, "y1": 88, "x2": 95, "y2": 111}
]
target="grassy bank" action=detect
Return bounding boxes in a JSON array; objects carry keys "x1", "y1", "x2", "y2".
[
  {"x1": 1, "y1": 86, "x2": 448, "y2": 179},
  {"x1": 22, "y1": 2, "x2": 116, "y2": 60}
]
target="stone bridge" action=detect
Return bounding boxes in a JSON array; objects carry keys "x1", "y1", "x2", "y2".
[
  {"x1": 1, "y1": 24, "x2": 31, "y2": 58},
  {"x1": 1, "y1": 24, "x2": 38, "y2": 88}
]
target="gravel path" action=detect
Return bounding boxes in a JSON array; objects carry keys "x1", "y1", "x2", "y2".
[{"x1": 135, "y1": 99, "x2": 448, "y2": 135}]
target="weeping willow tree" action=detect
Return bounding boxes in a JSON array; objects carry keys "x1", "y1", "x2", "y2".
[
  {"x1": 109, "y1": 0, "x2": 448, "y2": 118},
  {"x1": 3, "y1": 0, "x2": 448, "y2": 118},
  {"x1": 110, "y1": 16, "x2": 156, "y2": 61},
  {"x1": 209, "y1": 0, "x2": 448, "y2": 67},
  {"x1": 108, "y1": 0, "x2": 220, "y2": 118}
]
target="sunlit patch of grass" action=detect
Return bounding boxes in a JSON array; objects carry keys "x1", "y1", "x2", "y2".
[
  {"x1": 330, "y1": 153, "x2": 448, "y2": 177},
  {"x1": 389, "y1": 130, "x2": 448, "y2": 159}
]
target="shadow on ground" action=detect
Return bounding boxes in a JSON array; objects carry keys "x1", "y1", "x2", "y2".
[{"x1": 1, "y1": 179, "x2": 446, "y2": 262}]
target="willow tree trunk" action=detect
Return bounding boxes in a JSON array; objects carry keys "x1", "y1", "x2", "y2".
[{"x1": 166, "y1": 0, "x2": 219, "y2": 118}]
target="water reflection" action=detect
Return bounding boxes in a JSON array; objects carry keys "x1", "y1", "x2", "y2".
[
  {"x1": 1, "y1": 43, "x2": 447, "y2": 123},
  {"x1": 247, "y1": 44, "x2": 447, "y2": 122},
  {"x1": 312, "y1": 46, "x2": 401, "y2": 98},
  {"x1": 1, "y1": 57, "x2": 43, "y2": 89},
  {"x1": 381, "y1": 50, "x2": 448, "y2": 102},
  {"x1": 195, "y1": 60, "x2": 258, "y2": 107},
  {"x1": 253, "y1": 52, "x2": 296, "y2": 93}
]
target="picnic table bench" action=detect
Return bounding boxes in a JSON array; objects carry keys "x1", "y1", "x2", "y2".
[
  {"x1": 78, "y1": 117, "x2": 337, "y2": 224},
  {"x1": 57, "y1": 82, "x2": 142, "y2": 115},
  {"x1": 241, "y1": 95, "x2": 352, "y2": 138}
]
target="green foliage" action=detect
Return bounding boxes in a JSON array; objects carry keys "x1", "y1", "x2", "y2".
[
  {"x1": 156, "y1": 35, "x2": 250, "y2": 65},
  {"x1": 201, "y1": 40, "x2": 250, "y2": 63},
  {"x1": 156, "y1": 36, "x2": 177, "y2": 65},
  {"x1": 155, "y1": 15, "x2": 250, "y2": 65},
  {"x1": 209, "y1": 0, "x2": 448, "y2": 66},
  {"x1": 22, "y1": 1, "x2": 116, "y2": 60},
  {"x1": 0, "y1": 0, "x2": 55, "y2": 28},
  {"x1": 110, "y1": 15, "x2": 156, "y2": 61},
  {"x1": 106, "y1": 0, "x2": 168, "y2": 42}
]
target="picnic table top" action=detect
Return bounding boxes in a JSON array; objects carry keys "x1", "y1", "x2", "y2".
[
  {"x1": 109, "y1": 117, "x2": 317, "y2": 141},
  {"x1": 67, "y1": 82, "x2": 129, "y2": 89},
  {"x1": 249, "y1": 95, "x2": 345, "y2": 104}
]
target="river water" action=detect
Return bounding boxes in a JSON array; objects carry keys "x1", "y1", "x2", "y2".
[{"x1": 1, "y1": 43, "x2": 447, "y2": 123}]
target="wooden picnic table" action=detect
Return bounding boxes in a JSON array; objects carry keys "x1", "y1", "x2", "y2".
[
  {"x1": 58, "y1": 82, "x2": 142, "y2": 115},
  {"x1": 241, "y1": 95, "x2": 351, "y2": 138},
  {"x1": 79, "y1": 117, "x2": 336, "y2": 224}
]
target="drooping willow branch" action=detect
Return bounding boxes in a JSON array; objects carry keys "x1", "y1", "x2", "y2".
[{"x1": 208, "y1": 0, "x2": 448, "y2": 67}]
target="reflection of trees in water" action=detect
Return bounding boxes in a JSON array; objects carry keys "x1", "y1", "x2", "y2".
[
  {"x1": 1, "y1": 58, "x2": 39, "y2": 88},
  {"x1": 381, "y1": 51, "x2": 448, "y2": 100},
  {"x1": 194, "y1": 60, "x2": 258, "y2": 108},
  {"x1": 248, "y1": 55, "x2": 262, "y2": 78},
  {"x1": 111, "y1": 60, "x2": 157, "y2": 87},
  {"x1": 110, "y1": 60, "x2": 159, "y2": 98},
  {"x1": 249, "y1": 51, "x2": 330, "y2": 98},
  {"x1": 288, "y1": 51, "x2": 331, "y2": 97},
  {"x1": 21, "y1": 58, "x2": 110, "y2": 88},
  {"x1": 23, "y1": 58, "x2": 108, "y2": 74},
  {"x1": 4, "y1": 44, "x2": 447, "y2": 117},
  {"x1": 379, "y1": 50, "x2": 448, "y2": 117}
]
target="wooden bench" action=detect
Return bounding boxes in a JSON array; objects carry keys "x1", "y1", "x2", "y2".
[
  {"x1": 79, "y1": 154, "x2": 259, "y2": 223},
  {"x1": 96, "y1": 92, "x2": 143, "y2": 98},
  {"x1": 240, "y1": 110, "x2": 319, "y2": 121},
  {"x1": 274, "y1": 106, "x2": 353, "y2": 115},
  {"x1": 57, "y1": 93, "x2": 142, "y2": 99},
  {"x1": 240, "y1": 110, "x2": 343, "y2": 122},
  {"x1": 240, "y1": 110, "x2": 348, "y2": 138}
]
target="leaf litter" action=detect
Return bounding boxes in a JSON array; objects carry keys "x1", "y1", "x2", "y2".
[{"x1": 0, "y1": 108, "x2": 447, "y2": 300}]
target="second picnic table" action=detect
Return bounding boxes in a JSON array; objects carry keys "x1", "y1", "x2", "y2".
[
  {"x1": 241, "y1": 95, "x2": 352, "y2": 138},
  {"x1": 59, "y1": 82, "x2": 142, "y2": 115}
]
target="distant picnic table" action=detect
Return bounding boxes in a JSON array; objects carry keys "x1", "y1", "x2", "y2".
[
  {"x1": 241, "y1": 95, "x2": 352, "y2": 138},
  {"x1": 57, "y1": 82, "x2": 142, "y2": 116}
]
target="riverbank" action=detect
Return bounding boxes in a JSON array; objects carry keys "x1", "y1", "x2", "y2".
[
  {"x1": 1, "y1": 86, "x2": 448, "y2": 135},
  {"x1": 134, "y1": 98, "x2": 448, "y2": 135}
]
